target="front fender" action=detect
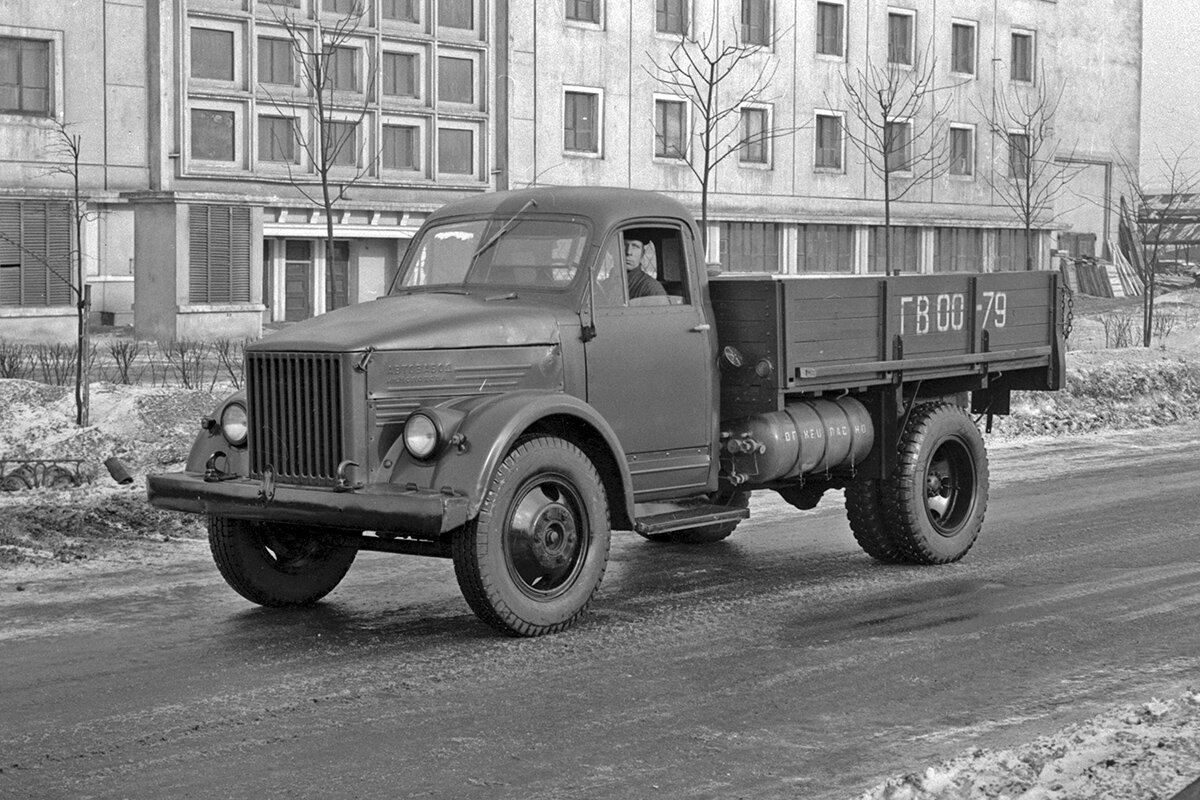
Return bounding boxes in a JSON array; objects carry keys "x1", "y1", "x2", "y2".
[
  {"x1": 378, "y1": 390, "x2": 635, "y2": 528},
  {"x1": 184, "y1": 390, "x2": 249, "y2": 477}
]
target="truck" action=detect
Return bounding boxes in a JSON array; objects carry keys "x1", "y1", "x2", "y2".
[{"x1": 147, "y1": 187, "x2": 1066, "y2": 636}]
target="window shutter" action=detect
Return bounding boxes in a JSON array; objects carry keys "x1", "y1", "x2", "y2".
[
  {"x1": 0, "y1": 202, "x2": 20, "y2": 305},
  {"x1": 190, "y1": 205, "x2": 252, "y2": 304},
  {"x1": 46, "y1": 203, "x2": 72, "y2": 305}
]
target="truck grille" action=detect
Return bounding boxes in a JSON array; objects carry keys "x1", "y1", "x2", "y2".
[{"x1": 246, "y1": 352, "x2": 345, "y2": 486}]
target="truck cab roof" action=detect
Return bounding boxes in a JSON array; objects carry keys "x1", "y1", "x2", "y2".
[{"x1": 425, "y1": 186, "x2": 698, "y2": 236}]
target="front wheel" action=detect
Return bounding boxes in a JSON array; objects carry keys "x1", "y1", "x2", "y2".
[
  {"x1": 452, "y1": 436, "x2": 611, "y2": 637},
  {"x1": 208, "y1": 517, "x2": 358, "y2": 606},
  {"x1": 883, "y1": 403, "x2": 989, "y2": 564}
]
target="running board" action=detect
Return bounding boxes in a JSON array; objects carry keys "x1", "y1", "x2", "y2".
[{"x1": 633, "y1": 504, "x2": 750, "y2": 536}]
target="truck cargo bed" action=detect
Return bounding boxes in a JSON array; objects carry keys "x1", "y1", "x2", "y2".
[{"x1": 710, "y1": 271, "x2": 1065, "y2": 416}]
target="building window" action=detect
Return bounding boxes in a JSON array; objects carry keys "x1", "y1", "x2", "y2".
[
  {"x1": 566, "y1": 0, "x2": 600, "y2": 23},
  {"x1": 258, "y1": 116, "x2": 297, "y2": 163},
  {"x1": 884, "y1": 120, "x2": 911, "y2": 172},
  {"x1": 438, "y1": 127, "x2": 474, "y2": 175},
  {"x1": 258, "y1": 38, "x2": 294, "y2": 86},
  {"x1": 324, "y1": 121, "x2": 358, "y2": 166},
  {"x1": 934, "y1": 227, "x2": 983, "y2": 272},
  {"x1": 381, "y1": 0, "x2": 419, "y2": 22},
  {"x1": 330, "y1": 46, "x2": 358, "y2": 91},
  {"x1": 719, "y1": 222, "x2": 780, "y2": 273},
  {"x1": 383, "y1": 124, "x2": 420, "y2": 170},
  {"x1": 564, "y1": 90, "x2": 600, "y2": 154},
  {"x1": 439, "y1": 0, "x2": 474, "y2": 29},
  {"x1": 657, "y1": 0, "x2": 688, "y2": 35},
  {"x1": 798, "y1": 224, "x2": 854, "y2": 273},
  {"x1": 867, "y1": 225, "x2": 920, "y2": 273},
  {"x1": 438, "y1": 56, "x2": 473, "y2": 103},
  {"x1": 0, "y1": 201, "x2": 72, "y2": 307},
  {"x1": 949, "y1": 125, "x2": 974, "y2": 176},
  {"x1": 188, "y1": 205, "x2": 252, "y2": 305},
  {"x1": 1011, "y1": 30, "x2": 1035, "y2": 82},
  {"x1": 325, "y1": 0, "x2": 358, "y2": 13},
  {"x1": 654, "y1": 98, "x2": 687, "y2": 159},
  {"x1": 814, "y1": 112, "x2": 842, "y2": 170},
  {"x1": 740, "y1": 106, "x2": 768, "y2": 164},
  {"x1": 0, "y1": 37, "x2": 51, "y2": 115},
  {"x1": 742, "y1": 0, "x2": 770, "y2": 45},
  {"x1": 191, "y1": 28, "x2": 234, "y2": 82},
  {"x1": 816, "y1": 2, "x2": 844, "y2": 57},
  {"x1": 951, "y1": 22, "x2": 976, "y2": 76},
  {"x1": 383, "y1": 51, "x2": 418, "y2": 98},
  {"x1": 1009, "y1": 131, "x2": 1030, "y2": 178},
  {"x1": 191, "y1": 108, "x2": 236, "y2": 161},
  {"x1": 887, "y1": 10, "x2": 914, "y2": 66}
]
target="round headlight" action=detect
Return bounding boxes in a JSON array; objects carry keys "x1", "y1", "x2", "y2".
[
  {"x1": 404, "y1": 413, "x2": 439, "y2": 459},
  {"x1": 220, "y1": 402, "x2": 248, "y2": 447}
]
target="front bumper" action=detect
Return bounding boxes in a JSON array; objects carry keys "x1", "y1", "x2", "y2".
[{"x1": 147, "y1": 472, "x2": 470, "y2": 537}]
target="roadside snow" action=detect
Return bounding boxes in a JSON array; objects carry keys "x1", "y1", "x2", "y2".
[{"x1": 860, "y1": 692, "x2": 1200, "y2": 800}]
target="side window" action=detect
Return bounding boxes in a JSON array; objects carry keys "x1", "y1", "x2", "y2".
[{"x1": 624, "y1": 225, "x2": 692, "y2": 305}]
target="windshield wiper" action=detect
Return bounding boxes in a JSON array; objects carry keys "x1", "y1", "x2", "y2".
[
  {"x1": 485, "y1": 291, "x2": 519, "y2": 302},
  {"x1": 473, "y1": 199, "x2": 537, "y2": 260}
]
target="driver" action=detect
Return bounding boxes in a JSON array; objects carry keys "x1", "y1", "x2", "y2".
[{"x1": 624, "y1": 239, "x2": 666, "y2": 299}]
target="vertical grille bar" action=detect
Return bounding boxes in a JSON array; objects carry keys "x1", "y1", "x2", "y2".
[{"x1": 247, "y1": 352, "x2": 344, "y2": 485}]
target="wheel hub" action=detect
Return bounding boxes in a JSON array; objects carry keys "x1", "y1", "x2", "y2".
[{"x1": 526, "y1": 504, "x2": 579, "y2": 569}]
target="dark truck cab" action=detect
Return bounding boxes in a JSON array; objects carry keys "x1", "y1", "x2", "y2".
[{"x1": 148, "y1": 187, "x2": 1065, "y2": 636}]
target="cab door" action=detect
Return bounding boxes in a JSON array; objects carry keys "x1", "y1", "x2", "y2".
[{"x1": 583, "y1": 223, "x2": 714, "y2": 501}]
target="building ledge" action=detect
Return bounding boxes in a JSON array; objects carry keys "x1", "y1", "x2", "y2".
[{"x1": 177, "y1": 304, "x2": 267, "y2": 314}]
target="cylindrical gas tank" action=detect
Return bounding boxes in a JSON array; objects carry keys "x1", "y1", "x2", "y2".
[{"x1": 721, "y1": 397, "x2": 874, "y2": 486}]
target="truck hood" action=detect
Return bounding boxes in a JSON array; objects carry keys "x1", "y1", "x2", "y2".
[{"x1": 251, "y1": 292, "x2": 568, "y2": 352}]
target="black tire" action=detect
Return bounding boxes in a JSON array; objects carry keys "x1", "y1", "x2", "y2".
[
  {"x1": 640, "y1": 490, "x2": 751, "y2": 544},
  {"x1": 452, "y1": 436, "x2": 611, "y2": 637},
  {"x1": 845, "y1": 479, "x2": 910, "y2": 563},
  {"x1": 883, "y1": 403, "x2": 989, "y2": 565},
  {"x1": 208, "y1": 516, "x2": 358, "y2": 606}
]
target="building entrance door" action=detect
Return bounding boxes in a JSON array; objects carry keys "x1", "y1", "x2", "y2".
[{"x1": 284, "y1": 240, "x2": 312, "y2": 321}]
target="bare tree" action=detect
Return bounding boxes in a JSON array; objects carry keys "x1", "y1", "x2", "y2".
[
  {"x1": 975, "y1": 66, "x2": 1081, "y2": 271},
  {"x1": 645, "y1": 17, "x2": 801, "y2": 251},
  {"x1": 1117, "y1": 146, "x2": 1200, "y2": 347},
  {"x1": 262, "y1": 1, "x2": 377, "y2": 312},
  {"x1": 836, "y1": 44, "x2": 951, "y2": 275},
  {"x1": 0, "y1": 121, "x2": 95, "y2": 425}
]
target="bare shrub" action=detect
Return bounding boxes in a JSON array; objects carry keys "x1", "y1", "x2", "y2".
[
  {"x1": 0, "y1": 341, "x2": 33, "y2": 379},
  {"x1": 1101, "y1": 312, "x2": 1135, "y2": 349},
  {"x1": 214, "y1": 338, "x2": 246, "y2": 389},
  {"x1": 107, "y1": 340, "x2": 144, "y2": 385},
  {"x1": 158, "y1": 339, "x2": 214, "y2": 390},
  {"x1": 35, "y1": 343, "x2": 77, "y2": 385}
]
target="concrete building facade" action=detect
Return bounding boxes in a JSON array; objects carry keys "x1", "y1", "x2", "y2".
[
  {"x1": 503, "y1": 0, "x2": 1141, "y2": 276},
  {"x1": 0, "y1": 0, "x2": 1141, "y2": 342}
]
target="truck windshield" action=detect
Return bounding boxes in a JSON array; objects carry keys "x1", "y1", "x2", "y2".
[{"x1": 394, "y1": 217, "x2": 589, "y2": 292}]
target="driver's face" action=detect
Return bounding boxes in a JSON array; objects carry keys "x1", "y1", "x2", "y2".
[{"x1": 624, "y1": 240, "x2": 644, "y2": 271}]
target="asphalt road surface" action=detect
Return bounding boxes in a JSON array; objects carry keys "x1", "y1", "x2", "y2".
[{"x1": 3, "y1": 425, "x2": 1199, "y2": 800}]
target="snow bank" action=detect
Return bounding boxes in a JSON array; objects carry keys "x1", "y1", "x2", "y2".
[{"x1": 860, "y1": 691, "x2": 1200, "y2": 800}]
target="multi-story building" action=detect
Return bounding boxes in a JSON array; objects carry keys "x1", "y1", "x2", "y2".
[
  {"x1": 504, "y1": 0, "x2": 1140, "y2": 276},
  {"x1": 0, "y1": 0, "x2": 1140, "y2": 342}
]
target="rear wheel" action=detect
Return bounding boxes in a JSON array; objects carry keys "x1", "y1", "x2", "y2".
[
  {"x1": 208, "y1": 517, "x2": 358, "y2": 606},
  {"x1": 452, "y1": 436, "x2": 611, "y2": 637},
  {"x1": 883, "y1": 403, "x2": 989, "y2": 564},
  {"x1": 845, "y1": 479, "x2": 910, "y2": 563}
]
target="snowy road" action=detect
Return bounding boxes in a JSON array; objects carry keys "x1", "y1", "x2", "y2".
[{"x1": 2, "y1": 425, "x2": 1199, "y2": 799}]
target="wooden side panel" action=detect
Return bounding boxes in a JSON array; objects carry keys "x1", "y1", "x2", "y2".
[
  {"x1": 711, "y1": 271, "x2": 1061, "y2": 397},
  {"x1": 709, "y1": 279, "x2": 782, "y2": 418}
]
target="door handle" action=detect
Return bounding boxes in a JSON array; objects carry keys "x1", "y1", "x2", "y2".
[{"x1": 691, "y1": 323, "x2": 711, "y2": 332}]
